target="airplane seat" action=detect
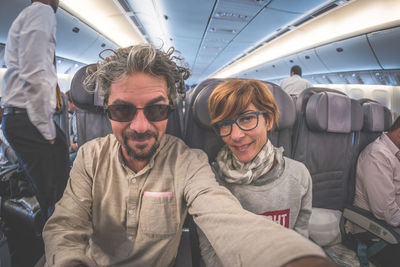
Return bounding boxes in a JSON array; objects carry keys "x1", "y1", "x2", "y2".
[
  {"x1": 293, "y1": 87, "x2": 362, "y2": 210},
  {"x1": 69, "y1": 64, "x2": 190, "y2": 267},
  {"x1": 181, "y1": 78, "x2": 296, "y2": 267},
  {"x1": 357, "y1": 98, "x2": 392, "y2": 154},
  {"x1": 70, "y1": 64, "x2": 112, "y2": 147},
  {"x1": 340, "y1": 99, "x2": 398, "y2": 266},
  {"x1": 184, "y1": 78, "x2": 296, "y2": 161},
  {"x1": 291, "y1": 88, "x2": 363, "y2": 254}
]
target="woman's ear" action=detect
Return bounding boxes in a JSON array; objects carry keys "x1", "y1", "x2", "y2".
[{"x1": 266, "y1": 117, "x2": 274, "y2": 131}]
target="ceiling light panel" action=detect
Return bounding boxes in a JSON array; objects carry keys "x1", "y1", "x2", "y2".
[{"x1": 59, "y1": 0, "x2": 145, "y2": 47}]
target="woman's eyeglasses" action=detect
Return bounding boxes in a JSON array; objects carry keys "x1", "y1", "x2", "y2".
[
  {"x1": 105, "y1": 103, "x2": 174, "y2": 122},
  {"x1": 212, "y1": 111, "x2": 266, "y2": 137}
]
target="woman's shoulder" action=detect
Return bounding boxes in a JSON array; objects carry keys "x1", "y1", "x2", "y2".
[{"x1": 282, "y1": 157, "x2": 312, "y2": 186}]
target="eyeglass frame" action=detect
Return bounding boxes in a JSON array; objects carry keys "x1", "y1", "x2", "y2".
[
  {"x1": 105, "y1": 103, "x2": 174, "y2": 122},
  {"x1": 211, "y1": 110, "x2": 267, "y2": 137}
]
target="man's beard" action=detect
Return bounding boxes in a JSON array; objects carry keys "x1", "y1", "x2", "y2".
[{"x1": 122, "y1": 130, "x2": 160, "y2": 161}]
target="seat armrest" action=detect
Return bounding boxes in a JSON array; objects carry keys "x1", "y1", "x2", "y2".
[{"x1": 343, "y1": 205, "x2": 400, "y2": 244}]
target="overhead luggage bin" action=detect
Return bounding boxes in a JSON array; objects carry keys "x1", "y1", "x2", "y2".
[
  {"x1": 315, "y1": 35, "x2": 382, "y2": 72},
  {"x1": 296, "y1": 49, "x2": 329, "y2": 75},
  {"x1": 367, "y1": 26, "x2": 400, "y2": 70},
  {"x1": 56, "y1": 9, "x2": 99, "y2": 63}
]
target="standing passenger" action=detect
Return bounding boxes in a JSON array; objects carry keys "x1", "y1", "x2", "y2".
[
  {"x1": 43, "y1": 44, "x2": 331, "y2": 267},
  {"x1": 1, "y1": 0, "x2": 69, "y2": 221},
  {"x1": 198, "y1": 79, "x2": 313, "y2": 267},
  {"x1": 280, "y1": 65, "x2": 312, "y2": 95}
]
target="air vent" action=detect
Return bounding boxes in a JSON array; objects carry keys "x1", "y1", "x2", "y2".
[
  {"x1": 129, "y1": 16, "x2": 146, "y2": 36},
  {"x1": 293, "y1": 16, "x2": 314, "y2": 27},
  {"x1": 214, "y1": 12, "x2": 249, "y2": 22},
  {"x1": 312, "y1": 3, "x2": 338, "y2": 17},
  {"x1": 117, "y1": 0, "x2": 132, "y2": 12},
  {"x1": 210, "y1": 28, "x2": 237, "y2": 34},
  {"x1": 274, "y1": 28, "x2": 290, "y2": 38}
]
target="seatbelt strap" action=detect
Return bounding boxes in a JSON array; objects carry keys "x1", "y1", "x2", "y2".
[
  {"x1": 357, "y1": 241, "x2": 369, "y2": 267},
  {"x1": 367, "y1": 240, "x2": 387, "y2": 258}
]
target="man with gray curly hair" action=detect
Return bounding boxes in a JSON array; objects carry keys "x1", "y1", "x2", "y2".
[{"x1": 43, "y1": 44, "x2": 330, "y2": 267}]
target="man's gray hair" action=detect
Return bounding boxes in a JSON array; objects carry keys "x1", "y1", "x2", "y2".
[{"x1": 84, "y1": 44, "x2": 190, "y2": 105}]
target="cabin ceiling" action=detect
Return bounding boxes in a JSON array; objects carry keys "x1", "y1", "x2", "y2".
[
  {"x1": 125, "y1": 0, "x2": 335, "y2": 84},
  {"x1": 0, "y1": 0, "x2": 340, "y2": 82},
  {"x1": 1, "y1": 0, "x2": 400, "y2": 86}
]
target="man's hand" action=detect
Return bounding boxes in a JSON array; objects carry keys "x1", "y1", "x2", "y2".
[
  {"x1": 284, "y1": 256, "x2": 337, "y2": 267},
  {"x1": 49, "y1": 139, "x2": 55, "y2": 145}
]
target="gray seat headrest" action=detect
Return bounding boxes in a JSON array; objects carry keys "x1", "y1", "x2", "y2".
[
  {"x1": 361, "y1": 102, "x2": 387, "y2": 132},
  {"x1": 306, "y1": 92, "x2": 353, "y2": 133},
  {"x1": 192, "y1": 79, "x2": 296, "y2": 131},
  {"x1": 70, "y1": 64, "x2": 104, "y2": 112}
]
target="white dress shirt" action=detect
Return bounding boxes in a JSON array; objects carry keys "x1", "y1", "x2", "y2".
[
  {"x1": 353, "y1": 133, "x2": 400, "y2": 227},
  {"x1": 280, "y1": 74, "x2": 313, "y2": 95},
  {"x1": 2, "y1": 2, "x2": 57, "y2": 140}
]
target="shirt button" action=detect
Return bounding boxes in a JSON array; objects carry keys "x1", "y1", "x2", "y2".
[
  {"x1": 128, "y1": 209, "x2": 134, "y2": 215},
  {"x1": 128, "y1": 236, "x2": 133, "y2": 241},
  {"x1": 131, "y1": 178, "x2": 136, "y2": 184}
]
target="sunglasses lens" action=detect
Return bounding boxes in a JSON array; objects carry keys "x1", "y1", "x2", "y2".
[
  {"x1": 145, "y1": 105, "x2": 171, "y2": 122},
  {"x1": 107, "y1": 105, "x2": 136, "y2": 122}
]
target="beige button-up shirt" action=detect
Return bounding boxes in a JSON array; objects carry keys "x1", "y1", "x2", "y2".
[{"x1": 43, "y1": 134, "x2": 324, "y2": 267}]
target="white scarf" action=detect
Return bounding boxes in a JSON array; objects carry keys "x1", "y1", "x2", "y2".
[{"x1": 214, "y1": 140, "x2": 278, "y2": 185}]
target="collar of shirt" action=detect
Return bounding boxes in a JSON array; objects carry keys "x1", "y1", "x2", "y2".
[{"x1": 381, "y1": 132, "x2": 400, "y2": 159}]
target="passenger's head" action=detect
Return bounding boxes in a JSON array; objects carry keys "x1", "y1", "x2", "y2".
[
  {"x1": 85, "y1": 44, "x2": 190, "y2": 169},
  {"x1": 290, "y1": 65, "x2": 302, "y2": 76},
  {"x1": 387, "y1": 115, "x2": 400, "y2": 149},
  {"x1": 65, "y1": 90, "x2": 77, "y2": 113},
  {"x1": 32, "y1": 0, "x2": 59, "y2": 12},
  {"x1": 88, "y1": 44, "x2": 190, "y2": 106},
  {"x1": 208, "y1": 79, "x2": 279, "y2": 163}
]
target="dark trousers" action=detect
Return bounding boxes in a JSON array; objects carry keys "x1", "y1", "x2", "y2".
[{"x1": 2, "y1": 113, "x2": 69, "y2": 221}]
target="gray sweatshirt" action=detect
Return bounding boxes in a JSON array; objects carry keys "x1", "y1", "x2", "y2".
[{"x1": 198, "y1": 154, "x2": 313, "y2": 267}]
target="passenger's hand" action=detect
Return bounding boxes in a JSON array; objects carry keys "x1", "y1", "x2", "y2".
[
  {"x1": 49, "y1": 139, "x2": 55, "y2": 145},
  {"x1": 71, "y1": 141, "x2": 78, "y2": 152},
  {"x1": 284, "y1": 256, "x2": 337, "y2": 267}
]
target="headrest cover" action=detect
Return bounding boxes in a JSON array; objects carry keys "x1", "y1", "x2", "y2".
[
  {"x1": 70, "y1": 64, "x2": 104, "y2": 112},
  {"x1": 306, "y1": 92, "x2": 352, "y2": 133},
  {"x1": 192, "y1": 80, "x2": 223, "y2": 129},
  {"x1": 266, "y1": 82, "x2": 296, "y2": 130},
  {"x1": 192, "y1": 79, "x2": 296, "y2": 131},
  {"x1": 362, "y1": 102, "x2": 385, "y2": 132}
]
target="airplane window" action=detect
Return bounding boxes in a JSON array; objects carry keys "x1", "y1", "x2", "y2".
[
  {"x1": 348, "y1": 88, "x2": 364, "y2": 99},
  {"x1": 372, "y1": 89, "x2": 390, "y2": 107}
]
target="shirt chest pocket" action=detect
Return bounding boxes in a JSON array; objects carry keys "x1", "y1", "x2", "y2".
[{"x1": 139, "y1": 194, "x2": 178, "y2": 237}]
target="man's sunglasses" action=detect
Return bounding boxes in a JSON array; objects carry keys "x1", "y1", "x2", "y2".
[{"x1": 105, "y1": 104, "x2": 174, "y2": 122}]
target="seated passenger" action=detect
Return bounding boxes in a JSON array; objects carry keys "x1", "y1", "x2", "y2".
[
  {"x1": 352, "y1": 115, "x2": 400, "y2": 266},
  {"x1": 42, "y1": 45, "x2": 329, "y2": 267},
  {"x1": 65, "y1": 90, "x2": 78, "y2": 165},
  {"x1": 198, "y1": 79, "x2": 313, "y2": 267}
]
